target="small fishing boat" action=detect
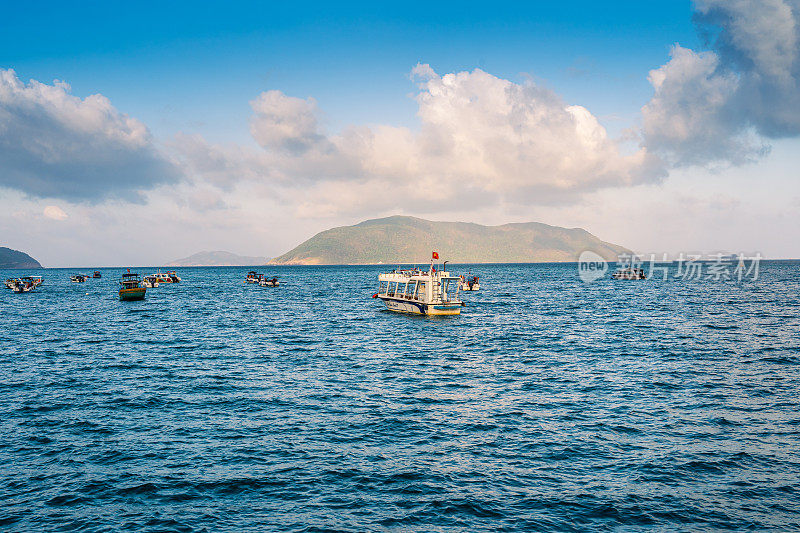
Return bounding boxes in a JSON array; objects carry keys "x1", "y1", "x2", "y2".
[
  {"x1": 142, "y1": 275, "x2": 160, "y2": 288},
  {"x1": 259, "y1": 276, "x2": 279, "y2": 287},
  {"x1": 119, "y1": 271, "x2": 146, "y2": 301},
  {"x1": 4, "y1": 278, "x2": 17, "y2": 289},
  {"x1": 10, "y1": 279, "x2": 34, "y2": 293},
  {"x1": 612, "y1": 267, "x2": 646, "y2": 280},
  {"x1": 373, "y1": 253, "x2": 464, "y2": 315},
  {"x1": 93, "y1": 271, "x2": 102, "y2": 279},
  {"x1": 245, "y1": 271, "x2": 261, "y2": 283},
  {"x1": 459, "y1": 275, "x2": 480, "y2": 291},
  {"x1": 152, "y1": 270, "x2": 181, "y2": 283},
  {"x1": 70, "y1": 274, "x2": 88, "y2": 283}
]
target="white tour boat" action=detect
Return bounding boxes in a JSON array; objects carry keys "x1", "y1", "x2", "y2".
[{"x1": 374, "y1": 253, "x2": 464, "y2": 316}]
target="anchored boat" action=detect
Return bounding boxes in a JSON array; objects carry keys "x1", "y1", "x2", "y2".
[
  {"x1": 259, "y1": 276, "x2": 279, "y2": 287},
  {"x1": 119, "y1": 271, "x2": 146, "y2": 301},
  {"x1": 374, "y1": 252, "x2": 464, "y2": 315},
  {"x1": 70, "y1": 274, "x2": 88, "y2": 283},
  {"x1": 153, "y1": 270, "x2": 181, "y2": 283},
  {"x1": 142, "y1": 275, "x2": 160, "y2": 288},
  {"x1": 459, "y1": 275, "x2": 480, "y2": 291},
  {"x1": 8, "y1": 278, "x2": 35, "y2": 293},
  {"x1": 5, "y1": 276, "x2": 42, "y2": 289},
  {"x1": 612, "y1": 267, "x2": 646, "y2": 280}
]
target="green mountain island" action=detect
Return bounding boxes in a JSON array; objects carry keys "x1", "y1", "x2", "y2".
[
  {"x1": 269, "y1": 216, "x2": 630, "y2": 265},
  {"x1": 166, "y1": 250, "x2": 269, "y2": 267},
  {"x1": 0, "y1": 247, "x2": 43, "y2": 268}
]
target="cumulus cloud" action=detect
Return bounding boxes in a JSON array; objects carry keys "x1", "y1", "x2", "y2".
[
  {"x1": 0, "y1": 69, "x2": 180, "y2": 201},
  {"x1": 221, "y1": 65, "x2": 664, "y2": 216},
  {"x1": 249, "y1": 90, "x2": 329, "y2": 154},
  {"x1": 409, "y1": 66, "x2": 662, "y2": 197},
  {"x1": 43, "y1": 205, "x2": 68, "y2": 220},
  {"x1": 643, "y1": 0, "x2": 800, "y2": 166},
  {"x1": 642, "y1": 45, "x2": 767, "y2": 166}
]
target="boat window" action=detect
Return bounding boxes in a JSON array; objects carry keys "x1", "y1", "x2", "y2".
[
  {"x1": 405, "y1": 280, "x2": 417, "y2": 299},
  {"x1": 399, "y1": 281, "x2": 408, "y2": 297},
  {"x1": 415, "y1": 282, "x2": 426, "y2": 300},
  {"x1": 440, "y1": 279, "x2": 456, "y2": 301},
  {"x1": 378, "y1": 281, "x2": 388, "y2": 295}
]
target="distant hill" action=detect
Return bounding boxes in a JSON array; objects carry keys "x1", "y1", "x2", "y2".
[
  {"x1": 269, "y1": 216, "x2": 630, "y2": 265},
  {"x1": 0, "y1": 247, "x2": 42, "y2": 268},
  {"x1": 166, "y1": 251, "x2": 269, "y2": 267}
]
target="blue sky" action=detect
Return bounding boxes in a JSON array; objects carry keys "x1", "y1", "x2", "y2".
[
  {"x1": 1, "y1": 0, "x2": 799, "y2": 266},
  {"x1": 1, "y1": 1, "x2": 699, "y2": 140}
]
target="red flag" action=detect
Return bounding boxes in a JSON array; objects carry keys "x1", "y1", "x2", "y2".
[{"x1": 432, "y1": 251, "x2": 439, "y2": 260}]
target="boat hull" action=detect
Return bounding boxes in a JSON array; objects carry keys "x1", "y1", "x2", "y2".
[
  {"x1": 378, "y1": 296, "x2": 461, "y2": 316},
  {"x1": 612, "y1": 274, "x2": 646, "y2": 280},
  {"x1": 119, "y1": 287, "x2": 146, "y2": 301}
]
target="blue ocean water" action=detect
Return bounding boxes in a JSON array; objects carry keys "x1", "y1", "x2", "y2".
[{"x1": 1, "y1": 262, "x2": 799, "y2": 531}]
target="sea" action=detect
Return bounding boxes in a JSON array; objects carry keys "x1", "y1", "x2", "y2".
[{"x1": 1, "y1": 262, "x2": 799, "y2": 531}]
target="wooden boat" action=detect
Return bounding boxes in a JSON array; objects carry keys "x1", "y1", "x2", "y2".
[
  {"x1": 6, "y1": 276, "x2": 42, "y2": 289},
  {"x1": 119, "y1": 271, "x2": 146, "y2": 301},
  {"x1": 70, "y1": 274, "x2": 88, "y2": 283},
  {"x1": 259, "y1": 276, "x2": 279, "y2": 287},
  {"x1": 152, "y1": 270, "x2": 181, "y2": 283},
  {"x1": 459, "y1": 275, "x2": 480, "y2": 291},
  {"x1": 612, "y1": 267, "x2": 646, "y2": 280},
  {"x1": 9, "y1": 278, "x2": 34, "y2": 293},
  {"x1": 245, "y1": 271, "x2": 260, "y2": 283}
]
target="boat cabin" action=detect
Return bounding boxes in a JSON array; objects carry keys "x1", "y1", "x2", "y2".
[
  {"x1": 376, "y1": 259, "x2": 463, "y2": 315},
  {"x1": 120, "y1": 272, "x2": 142, "y2": 289}
]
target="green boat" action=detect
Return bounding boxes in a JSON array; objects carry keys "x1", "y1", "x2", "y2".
[{"x1": 119, "y1": 271, "x2": 146, "y2": 301}]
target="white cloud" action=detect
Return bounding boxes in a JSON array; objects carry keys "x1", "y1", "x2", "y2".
[
  {"x1": 643, "y1": 0, "x2": 800, "y2": 166},
  {"x1": 0, "y1": 69, "x2": 181, "y2": 201},
  {"x1": 250, "y1": 90, "x2": 328, "y2": 154},
  {"x1": 208, "y1": 65, "x2": 665, "y2": 217},
  {"x1": 642, "y1": 45, "x2": 767, "y2": 166},
  {"x1": 43, "y1": 205, "x2": 68, "y2": 220}
]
